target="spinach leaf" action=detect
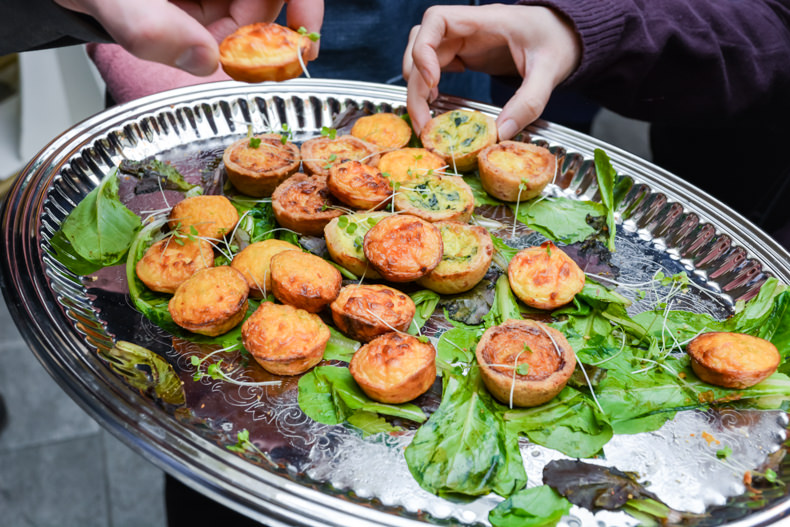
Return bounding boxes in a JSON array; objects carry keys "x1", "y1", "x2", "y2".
[
  {"x1": 49, "y1": 229, "x2": 104, "y2": 276},
  {"x1": 436, "y1": 327, "x2": 480, "y2": 374},
  {"x1": 347, "y1": 410, "x2": 402, "y2": 436},
  {"x1": 61, "y1": 167, "x2": 142, "y2": 267},
  {"x1": 231, "y1": 199, "x2": 277, "y2": 244},
  {"x1": 491, "y1": 234, "x2": 519, "y2": 270},
  {"x1": 504, "y1": 387, "x2": 613, "y2": 459},
  {"x1": 297, "y1": 366, "x2": 426, "y2": 425},
  {"x1": 593, "y1": 149, "x2": 617, "y2": 251},
  {"x1": 100, "y1": 340, "x2": 185, "y2": 406},
  {"x1": 512, "y1": 197, "x2": 606, "y2": 245},
  {"x1": 465, "y1": 174, "x2": 504, "y2": 207},
  {"x1": 489, "y1": 485, "x2": 572, "y2": 527},
  {"x1": 404, "y1": 369, "x2": 526, "y2": 498},
  {"x1": 483, "y1": 275, "x2": 523, "y2": 329},
  {"x1": 409, "y1": 290, "x2": 441, "y2": 335},
  {"x1": 323, "y1": 327, "x2": 360, "y2": 362}
]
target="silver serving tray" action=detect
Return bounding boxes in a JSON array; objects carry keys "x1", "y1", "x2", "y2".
[{"x1": 3, "y1": 79, "x2": 790, "y2": 526}]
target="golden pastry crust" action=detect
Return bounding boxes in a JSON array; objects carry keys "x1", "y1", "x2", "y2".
[
  {"x1": 508, "y1": 242, "x2": 585, "y2": 310},
  {"x1": 168, "y1": 195, "x2": 240, "y2": 240},
  {"x1": 393, "y1": 174, "x2": 475, "y2": 223},
  {"x1": 301, "y1": 135, "x2": 380, "y2": 177},
  {"x1": 269, "y1": 250, "x2": 342, "y2": 313},
  {"x1": 349, "y1": 332, "x2": 436, "y2": 403},
  {"x1": 230, "y1": 239, "x2": 299, "y2": 298},
  {"x1": 327, "y1": 160, "x2": 392, "y2": 210},
  {"x1": 417, "y1": 221, "x2": 493, "y2": 294},
  {"x1": 687, "y1": 332, "x2": 780, "y2": 389},
  {"x1": 219, "y1": 23, "x2": 311, "y2": 83},
  {"x1": 242, "y1": 301, "x2": 329, "y2": 375},
  {"x1": 135, "y1": 237, "x2": 214, "y2": 294},
  {"x1": 378, "y1": 147, "x2": 446, "y2": 184},
  {"x1": 350, "y1": 112, "x2": 412, "y2": 151},
  {"x1": 363, "y1": 214, "x2": 443, "y2": 282},
  {"x1": 330, "y1": 284, "x2": 416, "y2": 342},
  {"x1": 478, "y1": 141, "x2": 556, "y2": 202},
  {"x1": 271, "y1": 173, "x2": 344, "y2": 236},
  {"x1": 168, "y1": 266, "x2": 249, "y2": 336},
  {"x1": 420, "y1": 109, "x2": 497, "y2": 172},
  {"x1": 323, "y1": 212, "x2": 388, "y2": 279},
  {"x1": 476, "y1": 319, "x2": 576, "y2": 407},
  {"x1": 223, "y1": 134, "x2": 300, "y2": 197}
]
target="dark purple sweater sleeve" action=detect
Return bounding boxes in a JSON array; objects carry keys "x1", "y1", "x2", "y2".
[{"x1": 518, "y1": 0, "x2": 790, "y2": 124}]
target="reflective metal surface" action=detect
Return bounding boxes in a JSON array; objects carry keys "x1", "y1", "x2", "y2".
[{"x1": 2, "y1": 79, "x2": 790, "y2": 526}]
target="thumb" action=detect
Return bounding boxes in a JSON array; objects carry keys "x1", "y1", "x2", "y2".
[{"x1": 495, "y1": 61, "x2": 555, "y2": 140}]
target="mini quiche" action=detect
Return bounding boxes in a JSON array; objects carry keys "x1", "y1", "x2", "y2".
[
  {"x1": 349, "y1": 332, "x2": 436, "y2": 404},
  {"x1": 168, "y1": 195, "x2": 239, "y2": 240},
  {"x1": 378, "y1": 147, "x2": 446, "y2": 184},
  {"x1": 417, "y1": 221, "x2": 493, "y2": 294},
  {"x1": 242, "y1": 301, "x2": 329, "y2": 376},
  {"x1": 478, "y1": 141, "x2": 556, "y2": 202},
  {"x1": 136, "y1": 237, "x2": 214, "y2": 294},
  {"x1": 223, "y1": 133, "x2": 300, "y2": 197},
  {"x1": 301, "y1": 135, "x2": 380, "y2": 177},
  {"x1": 168, "y1": 266, "x2": 249, "y2": 336},
  {"x1": 394, "y1": 173, "x2": 475, "y2": 223},
  {"x1": 327, "y1": 160, "x2": 392, "y2": 210},
  {"x1": 272, "y1": 173, "x2": 344, "y2": 236},
  {"x1": 219, "y1": 23, "x2": 311, "y2": 83},
  {"x1": 350, "y1": 112, "x2": 412, "y2": 151},
  {"x1": 230, "y1": 239, "x2": 299, "y2": 298},
  {"x1": 687, "y1": 332, "x2": 780, "y2": 389},
  {"x1": 270, "y1": 250, "x2": 342, "y2": 313},
  {"x1": 330, "y1": 284, "x2": 416, "y2": 342},
  {"x1": 324, "y1": 212, "x2": 388, "y2": 279},
  {"x1": 363, "y1": 214, "x2": 444, "y2": 282},
  {"x1": 476, "y1": 319, "x2": 576, "y2": 407},
  {"x1": 508, "y1": 241, "x2": 585, "y2": 310},
  {"x1": 420, "y1": 109, "x2": 497, "y2": 172}
]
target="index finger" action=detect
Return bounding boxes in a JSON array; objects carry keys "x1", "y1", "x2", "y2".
[{"x1": 286, "y1": 0, "x2": 324, "y2": 59}]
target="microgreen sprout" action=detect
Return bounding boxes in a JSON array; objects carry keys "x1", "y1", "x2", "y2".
[
  {"x1": 280, "y1": 123, "x2": 293, "y2": 144},
  {"x1": 321, "y1": 126, "x2": 338, "y2": 140},
  {"x1": 297, "y1": 26, "x2": 321, "y2": 42},
  {"x1": 248, "y1": 136, "x2": 261, "y2": 149},
  {"x1": 227, "y1": 429, "x2": 265, "y2": 457},
  {"x1": 323, "y1": 153, "x2": 338, "y2": 170},
  {"x1": 716, "y1": 445, "x2": 733, "y2": 459},
  {"x1": 512, "y1": 178, "x2": 528, "y2": 239}
]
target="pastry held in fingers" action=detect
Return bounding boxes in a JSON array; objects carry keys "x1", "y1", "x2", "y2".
[
  {"x1": 687, "y1": 332, "x2": 780, "y2": 389},
  {"x1": 420, "y1": 109, "x2": 497, "y2": 172},
  {"x1": 223, "y1": 134, "x2": 300, "y2": 197},
  {"x1": 219, "y1": 23, "x2": 311, "y2": 83},
  {"x1": 242, "y1": 302, "x2": 329, "y2": 376},
  {"x1": 393, "y1": 173, "x2": 475, "y2": 223},
  {"x1": 168, "y1": 266, "x2": 249, "y2": 336},
  {"x1": 331, "y1": 284, "x2": 416, "y2": 342},
  {"x1": 350, "y1": 332, "x2": 436, "y2": 404},
  {"x1": 476, "y1": 319, "x2": 576, "y2": 407},
  {"x1": 136, "y1": 237, "x2": 214, "y2": 294},
  {"x1": 417, "y1": 221, "x2": 493, "y2": 294},
  {"x1": 328, "y1": 160, "x2": 392, "y2": 210},
  {"x1": 230, "y1": 239, "x2": 299, "y2": 298},
  {"x1": 301, "y1": 135, "x2": 380, "y2": 177},
  {"x1": 478, "y1": 141, "x2": 556, "y2": 202},
  {"x1": 508, "y1": 241, "x2": 585, "y2": 310},
  {"x1": 270, "y1": 250, "x2": 342, "y2": 313},
  {"x1": 323, "y1": 212, "x2": 388, "y2": 279},
  {"x1": 168, "y1": 195, "x2": 239, "y2": 240},
  {"x1": 272, "y1": 173, "x2": 344, "y2": 236},
  {"x1": 363, "y1": 214, "x2": 443, "y2": 282},
  {"x1": 378, "y1": 147, "x2": 446, "y2": 184},
  {"x1": 350, "y1": 112, "x2": 413, "y2": 151}
]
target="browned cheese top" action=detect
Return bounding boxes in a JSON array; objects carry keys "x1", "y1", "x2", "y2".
[
  {"x1": 333, "y1": 284, "x2": 415, "y2": 327},
  {"x1": 363, "y1": 215, "x2": 443, "y2": 281},
  {"x1": 227, "y1": 135, "x2": 298, "y2": 173},
  {"x1": 241, "y1": 302, "x2": 329, "y2": 360},
  {"x1": 351, "y1": 332, "x2": 435, "y2": 387}
]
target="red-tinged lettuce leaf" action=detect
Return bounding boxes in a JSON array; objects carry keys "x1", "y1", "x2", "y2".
[{"x1": 489, "y1": 485, "x2": 572, "y2": 527}]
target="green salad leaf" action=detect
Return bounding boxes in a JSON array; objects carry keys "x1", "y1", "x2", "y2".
[
  {"x1": 409, "y1": 290, "x2": 441, "y2": 335},
  {"x1": 119, "y1": 158, "x2": 202, "y2": 196},
  {"x1": 512, "y1": 196, "x2": 605, "y2": 245},
  {"x1": 436, "y1": 327, "x2": 479, "y2": 372},
  {"x1": 489, "y1": 485, "x2": 572, "y2": 527},
  {"x1": 465, "y1": 174, "x2": 504, "y2": 207},
  {"x1": 323, "y1": 327, "x2": 360, "y2": 362},
  {"x1": 593, "y1": 149, "x2": 617, "y2": 251},
  {"x1": 347, "y1": 410, "x2": 403, "y2": 436},
  {"x1": 483, "y1": 275, "x2": 523, "y2": 329}
]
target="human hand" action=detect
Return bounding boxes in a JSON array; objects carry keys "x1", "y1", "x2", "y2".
[
  {"x1": 53, "y1": 0, "x2": 324, "y2": 76},
  {"x1": 404, "y1": 5, "x2": 581, "y2": 140}
]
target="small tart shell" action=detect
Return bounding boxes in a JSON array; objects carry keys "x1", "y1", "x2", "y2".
[
  {"x1": 350, "y1": 112, "x2": 412, "y2": 151},
  {"x1": 242, "y1": 301, "x2": 329, "y2": 376},
  {"x1": 136, "y1": 237, "x2": 214, "y2": 294},
  {"x1": 478, "y1": 141, "x2": 556, "y2": 202},
  {"x1": 363, "y1": 214, "x2": 444, "y2": 282},
  {"x1": 168, "y1": 266, "x2": 249, "y2": 336},
  {"x1": 508, "y1": 241, "x2": 585, "y2": 310},
  {"x1": 330, "y1": 284, "x2": 416, "y2": 342},
  {"x1": 168, "y1": 195, "x2": 240, "y2": 240},
  {"x1": 349, "y1": 332, "x2": 436, "y2": 404},
  {"x1": 272, "y1": 173, "x2": 344, "y2": 236},
  {"x1": 270, "y1": 250, "x2": 342, "y2": 313},
  {"x1": 328, "y1": 160, "x2": 392, "y2": 210},
  {"x1": 394, "y1": 174, "x2": 475, "y2": 223},
  {"x1": 687, "y1": 332, "x2": 780, "y2": 389},
  {"x1": 323, "y1": 212, "x2": 388, "y2": 279},
  {"x1": 223, "y1": 134, "x2": 300, "y2": 197},
  {"x1": 230, "y1": 239, "x2": 299, "y2": 298},
  {"x1": 476, "y1": 319, "x2": 576, "y2": 407},
  {"x1": 420, "y1": 109, "x2": 497, "y2": 172},
  {"x1": 219, "y1": 23, "x2": 311, "y2": 83},
  {"x1": 301, "y1": 135, "x2": 380, "y2": 177},
  {"x1": 417, "y1": 221, "x2": 493, "y2": 294},
  {"x1": 378, "y1": 147, "x2": 446, "y2": 184}
]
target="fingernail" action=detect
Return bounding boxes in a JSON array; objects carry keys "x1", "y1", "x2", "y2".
[
  {"x1": 498, "y1": 119, "x2": 519, "y2": 141},
  {"x1": 175, "y1": 46, "x2": 216, "y2": 76}
]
